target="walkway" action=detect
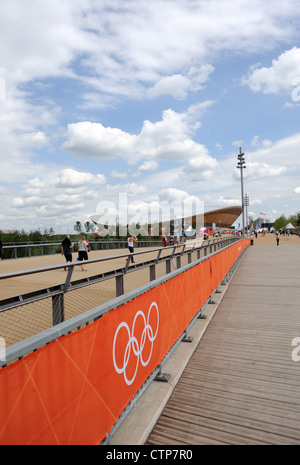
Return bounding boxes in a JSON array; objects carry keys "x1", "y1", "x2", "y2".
[{"x1": 111, "y1": 238, "x2": 300, "y2": 445}]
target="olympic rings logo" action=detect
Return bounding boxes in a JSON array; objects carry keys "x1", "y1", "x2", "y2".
[{"x1": 112, "y1": 302, "x2": 159, "y2": 386}]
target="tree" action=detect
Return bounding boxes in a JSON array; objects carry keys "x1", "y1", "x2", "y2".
[
  {"x1": 273, "y1": 214, "x2": 287, "y2": 231},
  {"x1": 74, "y1": 221, "x2": 83, "y2": 233},
  {"x1": 84, "y1": 221, "x2": 96, "y2": 234}
]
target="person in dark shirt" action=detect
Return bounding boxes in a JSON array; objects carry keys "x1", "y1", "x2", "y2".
[
  {"x1": 0, "y1": 238, "x2": 2, "y2": 260},
  {"x1": 61, "y1": 235, "x2": 73, "y2": 269}
]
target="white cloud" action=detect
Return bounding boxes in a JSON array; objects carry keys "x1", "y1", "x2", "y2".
[
  {"x1": 138, "y1": 161, "x2": 158, "y2": 172},
  {"x1": 247, "y1": 133, "x2": 300, "y2": 170},
  {"x1": 1, "y1": 0, "x2": 297, "y2": 106},
  {"x1": 148, "y1": 74, "x2": 192, "y2": 100},
  {"x1": 62, "y1": 122, "x2": 136, "y2": 158},
  {"x1": 245, "y1": 162, "x2": 287, "y2": 179},
  {"x1": 242, "y1": 47, "x2": 300, "y2": 94},
  {"x1": 147, "y1": 65, "x2": 215, "y2": 99},
  {"x1": 294, "y1": 187, "x2": 300, "y2": 194},
  {"x1": 183, "y1": 144, "x2": 219, "y2": 181},
  {"x1": 111, "y1": 170, "x2": 128, "y2": 179},
  {"x1": 232, "y1": 140, "x2": 244, "y2": 147},
  {"x1": 218, "y1": 196, "x2": 241, "y2": 206},
  {"x1": 56, "y1": 168, "x2": 106, "y2": 187},
  {"x1": 1, "y1": 0, "x2": 300, "y2": 233},
  {"x1": 62, "y1": 105, "x2": 215, "y2": 165},
  {"x1": 21, "y1": 131, "x2": 49, "y2": 148}
]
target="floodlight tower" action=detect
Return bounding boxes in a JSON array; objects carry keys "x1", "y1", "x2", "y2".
[
  {"x1": 244, "y1": 193, "x2": 249, "y2": 236},
  {"x1": 237, "y1": 147, "x2": 246, "y2": 237}
]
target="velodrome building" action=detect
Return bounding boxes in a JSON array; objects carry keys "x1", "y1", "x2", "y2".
[
  {"x1": 195, "y1": 206, "x2": 243, "y2": 229},
  {"x1": 91, "y1": 206, "x2": 243, "y2": 234}
]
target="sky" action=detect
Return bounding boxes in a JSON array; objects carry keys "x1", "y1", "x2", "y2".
[{"x1": 0, "y1": 0, "x2": 300, "y2": 234}]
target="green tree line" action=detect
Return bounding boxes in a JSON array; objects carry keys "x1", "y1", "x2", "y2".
[{"x1": 273, "y1": 212, "x2": 300, "y2": 231}]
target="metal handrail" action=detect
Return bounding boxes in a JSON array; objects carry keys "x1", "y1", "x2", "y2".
[
  {"x1": 0, "y1": 237, "x2": 224, "y2": 280},
  {"x1": 0, "y1": 236, "x2": 244, "y2": 366}
]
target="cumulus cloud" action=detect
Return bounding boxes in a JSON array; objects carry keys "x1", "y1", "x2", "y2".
[
  {"x1": 1, "y1": 0, "x2": 297, "y2": 106},
  {"x1": 21, "y1": 131, "x2": 49, "y2": 147},
  {"x1": 242, "y1": 47, "x2": 300, "y2": 94},
  {"x1": 147, "y1": 65, "x2": 215, "y2": 99},
  {"x1": 138, "y1": 160, "x2": 158, "y2": 172},
  {"x1": 245, "y1": 162, "x2": 287, "y2": 179},
  {"x1": 62, "y1": 105, "x2": 217, "y2": 167},
  {"x1": 247, "y1": 132, "x2": 300, "y2": 170},
  {"x1": 62, "y1": 122, "x2": 136, "y2": 158},
  {"x1": 56, "y1": 168, "x2": 106, "y2": 187},
  {"x1": 183, "y1": 144, "x2": 219, "y2": 181},
  {"x1": 1, "y1": 0, "x2": 300, "y2": 232}
]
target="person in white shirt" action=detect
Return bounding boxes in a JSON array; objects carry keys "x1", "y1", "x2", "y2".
[
  {"x1": 127, "y1": 234, "x2": 137, "y2": 263},
  {"x1": 78, "y1": 235, "x2": 89, "y2": 271}
]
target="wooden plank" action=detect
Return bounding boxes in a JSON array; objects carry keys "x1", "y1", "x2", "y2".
[{"x1": 146, "y1": 244, "x2": 300, "y2": 445}]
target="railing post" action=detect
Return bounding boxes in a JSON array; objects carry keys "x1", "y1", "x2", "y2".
[
  {"x1": 116, "y1": 274, "x2": 124, "y2": 296},
  {"x1": 150, "y1": 264, "x2": 156, "y2": 281},
  {"x1": 52, "y1": 293, "x2": 65, "y2": 326},
  {"x1": 166, "y1": 259, "x2": 171, "y2": 274}
]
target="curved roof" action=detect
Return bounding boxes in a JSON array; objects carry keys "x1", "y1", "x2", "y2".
[
  {"x1": 202, "y1": 206, "x2": 243, "y2": 228},
  {"x1": 91, "y1": 206, "x2": 243, "y2": 232}
]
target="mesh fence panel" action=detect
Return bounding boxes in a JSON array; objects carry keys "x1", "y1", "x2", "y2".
[
  {"x1": 0, "y1": 239, "x2": 236, "y2": 348},
  {"x1": 0, "y1": 298, "x2": 53, "y2": 347}
]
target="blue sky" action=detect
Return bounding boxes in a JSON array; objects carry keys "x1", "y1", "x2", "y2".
[{"x1": 0, "y1": 0, "x2": 300, "y2": 234}]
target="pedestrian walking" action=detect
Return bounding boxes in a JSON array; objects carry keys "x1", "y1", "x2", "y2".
[
  {"x1": 250, "y1": 233, "x2": 254, "y2": 245},
  {"x1": 61, "y1": 234, "x2": 73, "y2": 269},
  {"x1": 78, "y1": 235, "x2": 89, "y2": 271},
  {"x1": 276, "y1": 232, "x2": 280, "y2": 246},
  {"x1": 127, "y1": 234, "x2": 137, "y2": 263}
]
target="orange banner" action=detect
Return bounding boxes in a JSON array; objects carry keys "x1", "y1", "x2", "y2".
[{"x1": 0, "y1": 239, "x2": 249, "y2": 444}]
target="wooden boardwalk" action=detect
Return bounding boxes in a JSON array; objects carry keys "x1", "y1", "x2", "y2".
[{"x1": 147, "y1": 242, "x2": 300, "y2": 445}]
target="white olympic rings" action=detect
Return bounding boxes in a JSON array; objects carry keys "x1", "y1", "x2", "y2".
[{"x1": 112, "y1": 302, "x2": 159, "y2": 385}]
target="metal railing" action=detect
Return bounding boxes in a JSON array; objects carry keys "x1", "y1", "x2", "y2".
[
  {"x1": 1, "y1": 239, "x2": 162, "y2": 260},
  {"x1": 0, "y1": 236, "x2": 238, "y2": 356}
]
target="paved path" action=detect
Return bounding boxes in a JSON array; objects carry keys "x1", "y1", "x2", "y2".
[{"x1": 111, "y1": 241, "x2": 300, "y2": 445}]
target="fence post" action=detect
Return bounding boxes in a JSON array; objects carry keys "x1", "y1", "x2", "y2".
[
  {"x1": 166, "y1": 259, "x2": 171, "y2": 274},
  {"x1": 150, "y1": 264, "x2": 156, "y2": 281},
  {"x1": 52, "y1": 293, "x2": 65, "y2": 326},
  {"x1": 116, "y1": 274, "x2": 124, "y2": 297}
]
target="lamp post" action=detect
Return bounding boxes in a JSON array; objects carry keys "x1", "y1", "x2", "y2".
[
  {"x1": 244, "y1": 193, "x2": 249, "y2": 236},
  {"x1": 237, "y1": 147, "x2": 246, "y2": 237}
]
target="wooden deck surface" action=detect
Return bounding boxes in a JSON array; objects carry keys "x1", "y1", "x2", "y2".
[{"x1": 147, "y1": 241, "x2": 300, "y2": 445}]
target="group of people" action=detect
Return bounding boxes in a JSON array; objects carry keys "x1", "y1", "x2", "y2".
[
  {"x1": 61, "y1": 234, "x2": 89, "y2": 271},
  {"x1": 162, "y1": 234, "x2": 181, "y2": 247},
  {"x1": 250, "y1": 230, "x2": 282, "y2": 246},
  {"x1": 61, "y1": 233, "x2": 138, "y2": 269}
]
